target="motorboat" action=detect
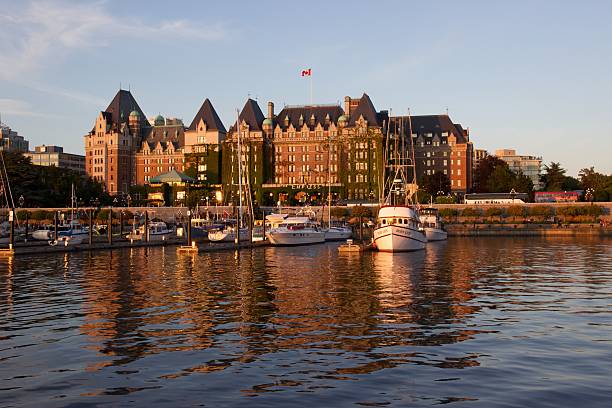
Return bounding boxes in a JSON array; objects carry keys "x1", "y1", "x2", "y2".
[
  {"x1": 324, "y1": 224, "x2": 353, "y2": 241},
  {"x1": 265, "y1": 213, "x2": 325, "y2": 246},
  {"x1": 373, "y1": 206, "x2": 427, "y2": 252},
  {"x1": 49, "y1": 235, "x2": 84, "y2": 247},
  {"x1": 419, "y1": 207, "x2": 448, "y2": 241},
  {"x1": 126, "y1": 221, "x2": 173, "y2": 241},
  {"x1": 33, "y1": 220, "x2": 88, "y2": 241},
  {"x1": 208, "y1": 225, "x2": 250, "y2": 242}
]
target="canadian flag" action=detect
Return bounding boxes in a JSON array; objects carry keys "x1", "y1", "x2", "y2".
[{"x1": 301, "y1": 68, "x2": 312, "y2": 77}]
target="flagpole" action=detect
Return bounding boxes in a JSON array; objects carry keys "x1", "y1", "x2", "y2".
[{"x1": 310, "y1": 73, "x2": 313, "y2": 105}]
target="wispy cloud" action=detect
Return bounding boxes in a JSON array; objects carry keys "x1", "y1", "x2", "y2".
[
  {"x1": 0, "y1": 0, "x2": 228, "y2": 81},
  {"x1": 0, "y1": 98, "x2": 65, "y2": 119}
]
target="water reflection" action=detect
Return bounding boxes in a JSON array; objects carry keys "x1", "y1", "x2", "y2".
[{"x1": 1, "y1": 237, "x2": 611, "y2": 407}]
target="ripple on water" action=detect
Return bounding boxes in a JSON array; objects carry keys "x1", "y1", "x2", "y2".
[{"x1": 0, "y1": 237, "x2": 611, "y2": 407}]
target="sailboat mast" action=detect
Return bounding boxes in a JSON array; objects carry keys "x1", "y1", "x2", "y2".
[
  {"x1": 327, "y1": 132, "x2": 331, "y2": 226},
  {"x1": 407, "y1": 108, "x2": 418, "y2": 204},
  {"x1": 236, "y1": 109, "x2": 243, "y2": 228}
]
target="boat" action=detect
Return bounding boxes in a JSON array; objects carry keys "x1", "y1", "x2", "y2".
[
  {"x1": 49, "y1": 235, "x2": 84, "y2": 247},
  {"x1": 126, "y1": 221, "x2": 173, "y2": 241},
  {"x1": 208, "y1": 224, "x2": 250, "y2": 242},
  {"x1": 324, "y1": 224, "x2": 353, "y2": 241},
  {"x1": 419, "y1": 207, "x2": 447, "y2": 241},
  {"x1": 372, "y1": 113, "x2": 427, "y2": 252},
  {"x1": 265, "y1": 213, "x2": 325, "y2": 246},
  {"x1": 34, "y1": 219, "x2": 89, "y2": 241}
]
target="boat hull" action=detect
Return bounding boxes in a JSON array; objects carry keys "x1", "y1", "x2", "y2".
[
  {"x1": 424, "y1": 228, "x2": 447, "y2": 241},
  {"x1": 208, "y1": 229, "x2": 249, "y2": 243},
  {"x1": 373, "y1": 225, "x2": 427, "y2": 252},
  {"x1": 324, "y1": 227, "x2": 352, "y2": 241},
  {"x1": 266, "y1": 231, "x2": 325, "y2": 246}
]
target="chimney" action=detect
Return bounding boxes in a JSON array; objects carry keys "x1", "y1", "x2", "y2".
[
  {"x1": 344, "y1": 96, "x2": 351, "y2": 116},
  {"x1": 267, "y1": 101, "x2": 274, "y2": 119}
]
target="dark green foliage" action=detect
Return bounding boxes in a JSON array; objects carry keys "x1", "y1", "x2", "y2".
[
  {"x1": 529, "y1": 205, "x2": 553, "y2": 217},
  {"x1": 331, "y1": 207, "x2": 349, "y2": 218},
  {"x1": 2, "y1": 152, "x2": 109, "y2": 207},
  {"x1": 420, "y1": 171, "x2": 451, "y2": 196},
  {"x1": 351, "y1": 205, "x2": 372, "y2": 218},
  {"x1": 461, "y1": 207, "x2": 482, "y2": 217},
  {"x1": 540, "y1": 162, "x2": 566, "y2": 191},
  {"x1": 507, "y1": 206, "x2": 526, "y2": 217},
  {"x1": 485, "y1": 207, "x2": 504, "y2": 217},
  {"x1": 439, "y1": 208, "x2": 458, "y2": 218}
]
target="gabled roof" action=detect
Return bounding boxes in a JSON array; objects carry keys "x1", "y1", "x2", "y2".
[
  {"x1": 391, "y1": 114, "x2": 468, "y2": 143},
  {"x1": 188, "y1": 98, "x2": 226, "y2": 133},
  {"x1": 348, "y1": 93, "x2": 381, "y2": 127},
  {"x1": 148, "y1": 169, "x2": 194, "y2": 184},
  {"x1": 235, "y1": 98, "x2": 265, "y2": 131},
  {"x1": 142, "y1": 124, "x2": 185, "y2": 147},
  {"x1": 275, "y1": 105, "x2": 344, "y2": 130},
  {"x1": 103, "y1": 89, "x2": 147, "y2": 131}
]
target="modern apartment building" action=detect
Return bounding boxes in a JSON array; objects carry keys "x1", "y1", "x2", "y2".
[
  {"x1": 495, "y1": 149, "x2": 542, "y2": 190},
  {"x1": 24, "y1": 145, "x2": 86, "y2": 174},
  {"x1": 0, "y1": 121, "x2": 29, "y2": 153}
]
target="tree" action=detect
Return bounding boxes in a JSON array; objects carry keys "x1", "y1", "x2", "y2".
[
  {"x1": 474, "y1": 156, "x2": 509, "y2": 193},
  {"x1": 540, "y1": 162, "x2": 566, "y2": 191},
  {"x1": 561, "y1": 176, "x2": 581, "y2": 191},
  {"x1": 420, "y1": 171, "x2": 451, "y2": 196},
  {"x1": 486, "y1": 165, "x2": 515, "y2": 193}
]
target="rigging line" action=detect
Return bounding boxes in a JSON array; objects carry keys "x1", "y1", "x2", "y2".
[{"x1": 0, "y1": 151, "x2": 16, "y2": 209}]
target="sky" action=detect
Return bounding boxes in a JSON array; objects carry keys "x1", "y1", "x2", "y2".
[{"x1": 1, "y1": 0, "x2": 611, "y2": 177}]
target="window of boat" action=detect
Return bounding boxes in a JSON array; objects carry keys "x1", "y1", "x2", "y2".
[
  {"x1": 392, "y1": 218, "x2": 397, "y2": 224},
  {"x1": 382, "y1": 219, "x2": 386, "y2": 225}
]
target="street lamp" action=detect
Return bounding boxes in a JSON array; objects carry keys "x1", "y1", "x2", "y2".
[
  {"x1": 18, "y1": 195, "x2": 25, "y2": 208},
  {"x1": 510, "y1": 188, "x2": 517, "y2": 204},
  {"x1": 586, "y1": 188, "x2": 594, "y2": 204}
]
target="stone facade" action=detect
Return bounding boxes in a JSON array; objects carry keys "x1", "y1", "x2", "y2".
[{"x1": 85, "y1": 90, "x2": 224, "y2": 196}]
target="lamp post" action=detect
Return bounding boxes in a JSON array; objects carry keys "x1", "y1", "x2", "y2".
[
  {"x1": 18, "y1": 195, "x2": 25, "y2": 208},
  {"x1": 510, "y1": 188, "x2": 517, "y2": 204},
  {"x1": 586, "y1": 188, "x2": 594, "y2": 205}
]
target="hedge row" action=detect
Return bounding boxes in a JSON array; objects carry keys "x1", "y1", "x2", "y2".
[{"x1": 440, "y1": 205, "x2": 605, "y2": 218}]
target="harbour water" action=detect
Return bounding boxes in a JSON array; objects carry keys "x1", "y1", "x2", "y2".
[{"x1": 1, "y1": 237, "x2": 611, "y2": 407}]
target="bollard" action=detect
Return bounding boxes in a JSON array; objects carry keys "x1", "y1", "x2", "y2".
[
  {"x1": 107, "y1": 207, "x2": 113, "y2": 245},
  {"x1": 54, "y1": 211, "x2": 59, "y2": 241},
  {"x1": 119, "y1": 211, "x2": 124, "y2": 238},
  {"x1": 24, "y1": 211, "x2": 29, "y2": 243},
  {"x1": 9, "y1": 209, "x2": 15, "y2": 250},
  {"x1": 144, "y1": 211, "x2": 149, "y2": 242},
  {"x1": 187, "y1": 210, "x2": 192, "y2": 245},
  {"x1": 88, "y1": 208, "x2": 93, "y2": 245}
]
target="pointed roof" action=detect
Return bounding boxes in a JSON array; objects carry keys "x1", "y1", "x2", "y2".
[
  {"x1": 103, "y1": 89, "x2": 147, "y2": 131},
  {"x1": 188, "y1": 98, "x2": 226, "y2": 133},
  {"x1": 236, "y1": 99, "x2": 265, "y2": 131},
  {"x1": 401, "y1": 115, "x2": 468, "y2": 143},
  {"x1": 348, "y1": 93, "x2": 381, "y2": 127},
  {"x1": 275, "y1": 104, "x2": 344, "y2": 130},
  {"x1": 148, "y1": 169, "x2": 194, "y2": 184}
]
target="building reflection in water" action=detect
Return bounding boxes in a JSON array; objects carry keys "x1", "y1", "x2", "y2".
[{"x1": 73, "y1": 242, "x2": 493, "y2": 376}]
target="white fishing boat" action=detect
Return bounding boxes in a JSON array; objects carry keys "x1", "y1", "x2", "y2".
[
  {"x1": 126, "y1": 221, "x2": 173, "y2": 241},
  {"x1": 374, "y1": 206, "x2": 427, "y2": 252},
  {"x1": 265, "y1": 213, "x2": 325, "y2": 246},
  {"x1": 419, "y1": 207, "x2": 447, "y2": 241},
  {"x1": 372, "y1": 113, "x2": 426, "y2": 252}
]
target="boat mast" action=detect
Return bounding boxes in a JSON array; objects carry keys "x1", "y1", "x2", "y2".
[
  {"x1": 407, "y1": 108, "x2": 418, "y2": 204},
  {"x1": 327, "y1": 131, "x2": 331, "y2": 227},
  {"x1": 236, "y1": 109, "x2": 243, "y2": 228}
]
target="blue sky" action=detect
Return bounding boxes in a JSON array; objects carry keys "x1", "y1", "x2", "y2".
[{"x1": 1, "y1": 0, "x2": 610, "y2": 176}]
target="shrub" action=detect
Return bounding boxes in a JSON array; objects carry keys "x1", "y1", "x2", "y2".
[
  {"x1": 585, "y1": 205, "x2": 605, "y2": 217},
  {"x1": 351, "y1": 205, "x2": 372, "y2": 218},
  {"x1": 96, "y1": 209, "x2": 111, "y2": 221},
  {"x1": 485, "y1": 207, "x2": 504, "y2": 217},
  {"x1": 439, "y1": 208, "x2": 458, "y2": 218},
  {"x1": 507, "y1": 206, "x2": 526, "y2": 217},
  {"x1": 330, "y1": 207, "x2": 349, "y2": 219},
  {"x1": 461, "y1": 207, "x2": 482, "y2": 217},
  {"x1": 529, "y1": 205, "x2": 553, "y2": 217},
  {"x1": 31, "y1": 210, "x2": 51, "y2": 221},
  {"x1": 435, "y1": 196, "x2": 456, "y2": 204}
]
